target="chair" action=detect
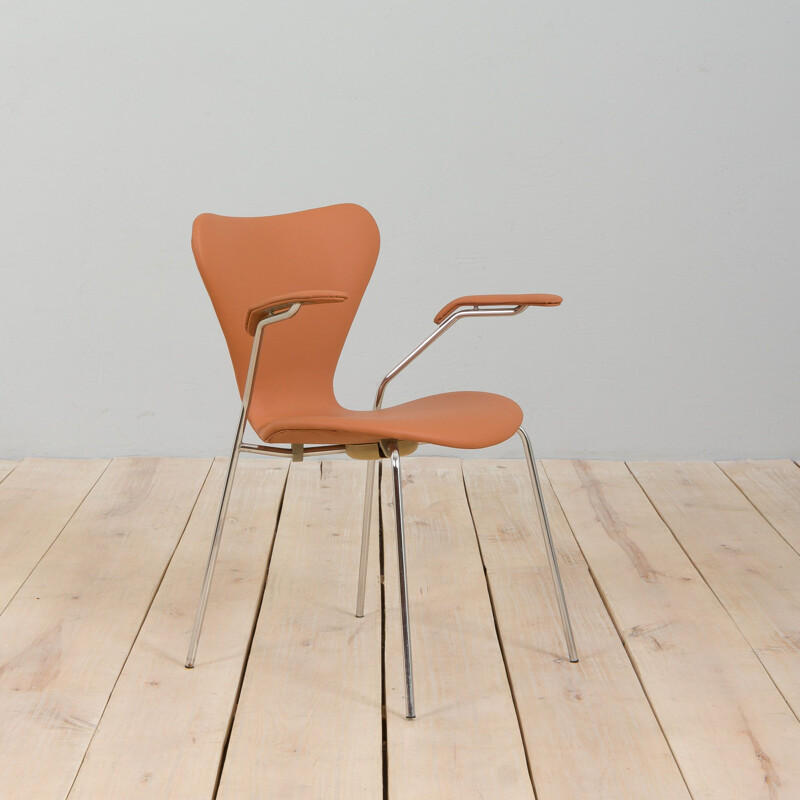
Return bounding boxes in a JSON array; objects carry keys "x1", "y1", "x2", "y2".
[{"x1": 185, "y1": 203, "x2": 578, "y2": 719}]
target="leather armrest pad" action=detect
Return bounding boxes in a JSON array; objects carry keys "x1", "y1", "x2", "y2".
[
  {"x1": 433, "y1": 293, "x2": 562, "y2": 324},
  {"x1": 245, "y1": 290, "x2": 348, "y2": 335}
]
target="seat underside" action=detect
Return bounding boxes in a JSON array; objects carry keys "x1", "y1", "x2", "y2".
[{"x1": 255, "y1": 391, "x2": 523, "y2": 450}]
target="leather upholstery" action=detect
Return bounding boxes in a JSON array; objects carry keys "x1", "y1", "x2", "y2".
[
  {"x1": 192, "y1": 204, "x2": 538, "y2": 449},
  {"x1": 433, "y1": 293, "x2": 562, "y2": 324},
  {"x1": 257, "y1": 391, "x2": 523, "y2": 448}
]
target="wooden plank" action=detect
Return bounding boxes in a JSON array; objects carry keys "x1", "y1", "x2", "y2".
[
  {"x1": 718, "y1": 460, "x2": 800, "y2": 556},
  {"x1": 0, "y1": 458, "x2": 109, "y2": 614},
  {"x1": 0, "y1": 460, "x2": 18, "y2": 483},
  {"x1": 0, "y1": 457, "x2": 211, "y2": 800},
  {"x1": 629, "y1": 460, "x2": 800, "y2": 720},
  {"x1": 462, "y1": 460, "x2": 690, "y2": 799},
  {"x1": 67, "y1": 458, "x2": 289, "y2": 800},
  {"x1": 216, "y1": 460, "x2": 383, "y2": 799},
  {"x1": 382, "y1": 457, "x2": 534, "y2": 800},
  {"x1": 544, "y1": 459, "x2": 800, "y2": 800}
]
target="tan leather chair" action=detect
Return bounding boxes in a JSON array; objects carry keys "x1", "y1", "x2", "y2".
[{"x1": 186, "y1": 203, "x2": 578, "y2": 718}]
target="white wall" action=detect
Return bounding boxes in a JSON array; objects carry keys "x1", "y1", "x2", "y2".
[{"x1": 1, "y1": 1, "x2": 798, "y2": 460}]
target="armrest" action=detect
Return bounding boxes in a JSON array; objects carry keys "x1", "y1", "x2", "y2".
[
  {"x1": 245, "y1": 290, "x2": 348, "y2": 335},
  {"x1": 374, "y1": 291, "x2": 562, "y2": 409},
  {"x1": 433, "y1": 293, "x2": 562, "y2": 324}
]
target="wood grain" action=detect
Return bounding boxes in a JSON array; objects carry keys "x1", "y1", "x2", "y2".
[
  {"x1": 0, "y1": 457, "x2": 211, "y2": 800},
  {"x1": 0, "y1": 458, "x2": 109, "y2": 614},
  {"x1": 67, "y1": 458, "x2": 288, "y2": 800},
  {"x1": 216, "y1": 460, "x2": 383, "y2": 800},
  {"x1": 3, "y1": 456, "x2": 800, "y2": 799},
  {"x1": 629, "y1": 460, "x2": 800, "y2": 720},
  {"x1": 382, "y1": 457, "x2": 534, "y2": 800},
  {"x1": 718, "y1": 459, "x2": 800, "y2": 556},
  {"x1": 545, "y1": 459, "x2": 800, "y2": 800},
  {"x1": 463, "y1": 460, "x2": 690, "y2": 799}
]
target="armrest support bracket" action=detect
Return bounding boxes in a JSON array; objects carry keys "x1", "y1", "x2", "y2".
[
  {"x1": 433, "y1": 293, "x2": 562, "y2": 324},
  {"x1": 374, "y1": 293, "x2": 562, "y2": 409},
  {"x1": 245, "y1": 290, "x2": 348, "y2": 335}
]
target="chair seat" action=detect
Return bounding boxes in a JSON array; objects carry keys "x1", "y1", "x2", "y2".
[{"x1": 256, "y1": 391, "x2": 523, "y2": 449}]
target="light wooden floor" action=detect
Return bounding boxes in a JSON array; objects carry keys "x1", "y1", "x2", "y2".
[{"x1": 0, "y1": 457, "x2": 799, "y2": 799}]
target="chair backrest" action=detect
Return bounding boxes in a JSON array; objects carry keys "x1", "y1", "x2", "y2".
[{"x1": 192, "y1": 203, "x2": 380, "y2": 426}]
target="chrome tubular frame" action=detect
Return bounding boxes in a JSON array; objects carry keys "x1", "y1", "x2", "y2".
[
  {"x1": 185, "y1": 302, "x2": 302, "y2": 668},
  {"x1": 355, "y1": 303, "x2": 525, "y2": 615},
  {"x1": 188, "y1": 296, "x2": 579, "y2": 712},
  {"x1": 238, "y1": 443, "x2": 347, "y2": 458},
  {"x1": 517, "y1": 427, "x2": 578, "y2": 662},
  {"x1": 374, "y1": 304, "x2": 525, "y2": 409},
  {"x1": 388, "y1": 441, "x2": 416, "y2": 718},
  {"x1": 354, "y1": 459, "x2": 375, "y2": 618},
  {"x1": 354, "y1": 304, "x2": 579, "y2": 668}
]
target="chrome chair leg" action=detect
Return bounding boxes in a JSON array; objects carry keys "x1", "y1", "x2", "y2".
[
  {"x1": 517, "y1": 427, "x2": 579, "y2": 662},
  {"x1": 185, "y1": 303, "x2": 302, "y2": 669},
  {"x1": 185, "y1": 406, "x2": 247, "y2": 668},
  {"x1": 388, "y1": 442, "x2": 416, "y2": 718},
  {"x1": 355, "y1": 459, "x2": 376, "y2": 618}
]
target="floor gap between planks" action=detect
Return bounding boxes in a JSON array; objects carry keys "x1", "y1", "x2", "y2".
[{"x1": 0, "y1": 457, "x2": 798, "y2": 799}]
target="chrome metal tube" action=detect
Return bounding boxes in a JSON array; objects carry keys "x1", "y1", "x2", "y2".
[
  {"x1": 238, "y1": 443, "x2": 347, "y2": 457},
  {"x1": 185, "y1": 404, "x2": 246, "y2": 668},
  {"x1": 389, "y1": 442, "x2": 416, "y2": 718},
  {"x1": 293, "y1": 444, "x2": 347, "y2": 456},
  {"x1": 185, "y1": 303, "x2": 301, "y2": 669},
  {"x1": 358, "y1": 305, "x2": 526, "y2": 623},
  {"x1": 355, "y1": 459, "x2": 376, "y2": 618},
  {"x1": 373, "y1": 305, "x2": 524, "y2": 409},
  {"x1": 517, "y1": 427, "x2": 578, "y2": 662}
]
